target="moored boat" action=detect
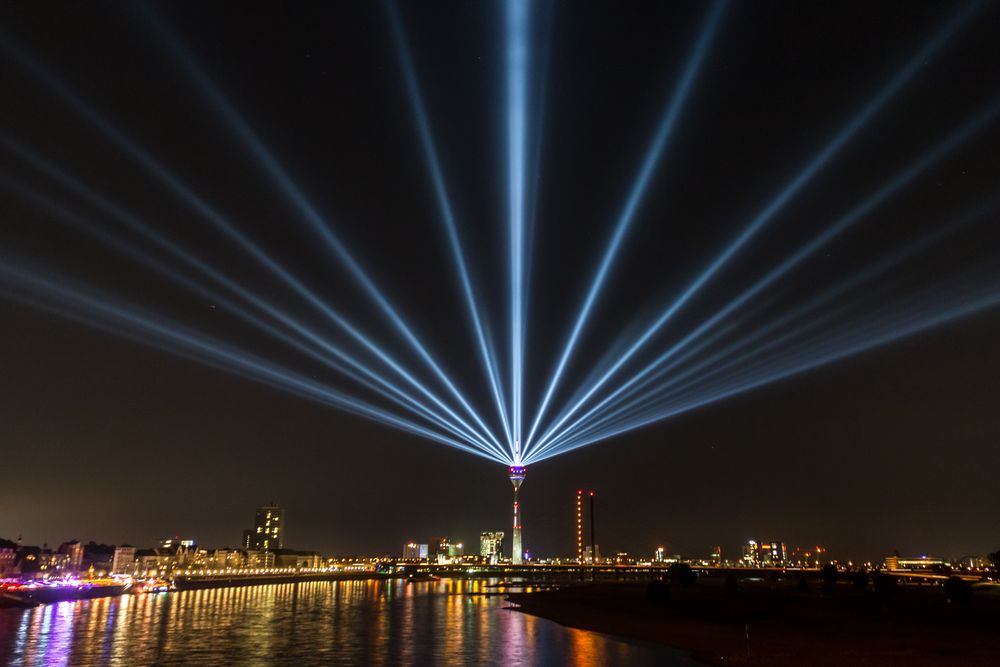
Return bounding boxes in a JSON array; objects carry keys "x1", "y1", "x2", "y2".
[{"x1": 2, "y1": 578, "x2": 131, "y2": 605}]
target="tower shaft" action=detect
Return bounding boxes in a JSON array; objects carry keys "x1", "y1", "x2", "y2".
[
  {"x1": 508, "y1": 466, "x2": 526, "y2": 565},
  {"x1": 512, "y1": 486, "x2": 522, "y2": 565}
]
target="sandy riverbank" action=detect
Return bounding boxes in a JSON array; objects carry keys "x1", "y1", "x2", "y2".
[{"x1": 507, "y1": 579, "x2": 1000, "y2": 666}]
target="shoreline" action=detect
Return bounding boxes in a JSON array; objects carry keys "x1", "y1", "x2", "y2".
[{"x1": 507, "y1": 580, "x2": 1000, "y2": 666}]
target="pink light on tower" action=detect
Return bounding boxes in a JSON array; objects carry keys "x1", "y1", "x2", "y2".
[{"x1": 508, "y1": 464, "x2": 526, "y2": 564}]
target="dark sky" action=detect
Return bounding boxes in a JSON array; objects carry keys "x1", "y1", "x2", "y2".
[{"x1": 1, "y1": 1, "x2": 998, "y2": 562}]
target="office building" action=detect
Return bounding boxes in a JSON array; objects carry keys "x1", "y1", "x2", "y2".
[
  {"x1": 111, "y1": 545, "x2": 136, "y2": 575},
  {"x1": 759, "y1": 541, "x2": 787, "y2": 566},
  {"x1": 403, "y1": 542, "x2": 429, "y2": 560},
  {"x1": 428, "y1": 537, "x2": 447, "y2": 558},
  {"x1": 245, "y1": 503, "x2": 283, "y2": 551},
  {"x1": 480, "y1": 532, "x2": 504, "y2": 564}
]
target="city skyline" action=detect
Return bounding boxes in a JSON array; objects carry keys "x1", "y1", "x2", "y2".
[
  {"x1": 2, "y1": 0, "x2": 999, "y2": 562},
  {"x1": 2, "y1": 509, "x2": 988, "y2": 573},
  {"x1": 3, "y1": 464, "x2": 995, "y2": 565}
]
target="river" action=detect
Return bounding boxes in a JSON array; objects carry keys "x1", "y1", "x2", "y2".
[{"x1": 0, "y1": 578, "x2": 697, "y2": 666}]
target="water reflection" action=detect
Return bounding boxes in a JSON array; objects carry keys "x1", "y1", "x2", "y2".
[{"x1": 0, "y1": 579, "x2": 695, "y2": 666}]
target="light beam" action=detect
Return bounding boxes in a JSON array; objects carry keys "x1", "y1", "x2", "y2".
[
  {"x1": 0, "y1": 259, "x2": 509, "y2": 463},
  {"x1": 136, "y1": 4, "x2": 508, "y2": 457},
  {"x1": 534, "y1": 200, "x2": 997, "y2": 457},
  {"x1": 0, "y1": 33, "x2": 506, "y2": 456},
  {"x1": 384, "y1": 0, "x2": 512, "y2": 450},
  {"x1": 536, "y1": 284, "x2": 1000, "y2": 462},
  {"x1": 523, "y1": 0, "x2": 728, "y2": 456},
  {"x1": 507, "y1": 0, "x2": 531, "y2": 460},
  {"x1": 527, "y1": 4, "x2": 984, "y2": 457}
]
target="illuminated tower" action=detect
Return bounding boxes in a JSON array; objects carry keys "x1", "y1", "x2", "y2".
[
  {"x1": 576, "y1": 490, "x2": 583, "y2": 563},
  {"x1": 508, "y1": 465, "x2": 526, "y2": 564},
  {"x1": 589, "y1": 491, "x2": 597, "y2": 564}
]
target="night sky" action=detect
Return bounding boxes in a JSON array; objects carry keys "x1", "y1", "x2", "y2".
[{"x1": 2, "y1": 1, "x2": 999, "y2": 562}]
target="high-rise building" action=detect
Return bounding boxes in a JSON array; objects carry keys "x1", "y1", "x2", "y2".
[
  {"x1": 111, "y1": 545, "x2": 136, "y2": 575},
  {"x1": 480, "y1": 532, "x2": 504, "y2": 564},
  {"x1": 428, "y1": 537, "x2": 447, "y2": 558},
  {"x1": 742, "y1": 540, "x2": 786, "y2": 566},
  {"x1": 759, "y1": 541, "x2": 786, "y2": 566},
  {"x1": 741, "y1": 540, "x2": 759, "y2": 566},
  {"x1": 403, "y1": 542, "x2": 429, "y2": 559},
  {"x1": 245, "y1": 503, "x2": 283, "y2": 551}
]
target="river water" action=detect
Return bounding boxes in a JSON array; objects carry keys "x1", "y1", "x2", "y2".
[{"x1": 0, "y1": 578, "x2": 696, "y2": 666}]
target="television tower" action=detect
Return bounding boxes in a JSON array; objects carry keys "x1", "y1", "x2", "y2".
[{"x1": 509, "y1": 444, "x2": 526, "y2": 565}]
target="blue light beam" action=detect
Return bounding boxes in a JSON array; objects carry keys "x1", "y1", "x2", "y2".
[
  {"x1": 136, "y1": 4, "x2": 507, "y2": 458},
  {"x1": 556, "y1": 266, "x2": 998, "y2": 451},
  {"x1": 536, "y1": 284, "x2": 1000, "y2": 462},
  {"x1": 0, "y1": 181, "x2": 503, "y2": 458},
  {"x1": 384, "y1": 0, "x2": 513, "y2": 449},
  {"x1": 527, "y1": 3, "x2": 984, "y2": 457},
  {"x1": 506, "y1": 0, "x2": 531, "y2": 459},
  {"x1": 0, "y1": 137, "x2": 508, "y2": 459},
  {"x1": 0, "y1": 260, "x2": 507, "y2": 463},
  {"x1": 531, "y1": 99, "x2": 1000, "y2": 456},
  {"x1": 523, "y1": 0, "x2": 729, "y2": 456},
  {"x1": 572, "y1": 278, "x2": 999, "y2": 454},
  {"x1": 0, "y1": 33, "x2": 507, "y2": 458},
  {"x1": 533, "y1": 201, "x2": 997, "y2": 457}
]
